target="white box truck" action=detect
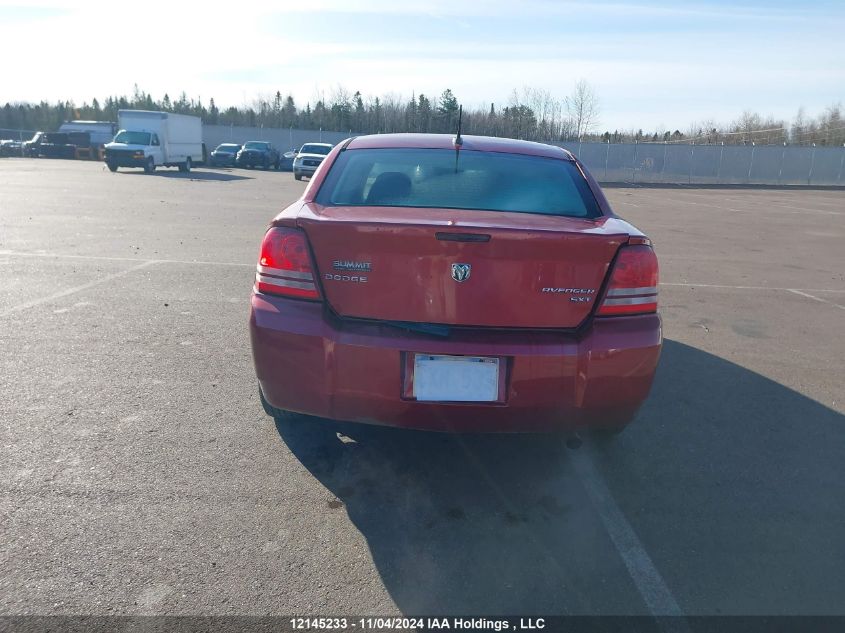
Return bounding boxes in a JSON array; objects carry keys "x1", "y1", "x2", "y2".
[{"x1": 104, "y1": 110, "x2": 203, "y2": 173}]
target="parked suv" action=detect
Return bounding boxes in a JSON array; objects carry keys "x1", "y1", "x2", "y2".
[
  {"x1": 279, "y1": 148, "x2": 297, "y2": 172},
  {"x1": 209, "y1": 143, "x2": 242, "y2": 167},
  {"x1": 0, "y1": 139, "x2": 23, "y2": 157},
  {"x1": 292, "y1": 142, "x2": 333, "y2": 180},
  {"x1": 236, "y1": 141, "x2": 280, "y2": 170}
]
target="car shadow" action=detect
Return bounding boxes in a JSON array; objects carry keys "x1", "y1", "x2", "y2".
[
  {"x1": 273, "y1": 339, "x2": 845, "y2": 615},
  {"x1": 121, "y1": 169, "x2": 252, "y2": 182}
]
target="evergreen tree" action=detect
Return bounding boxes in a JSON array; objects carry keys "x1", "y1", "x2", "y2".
[
  {"x1": 273, "y1": 91, "x2": 283, "y2": 126},
  {"x1": 417, "y1": 94, "x2": 432, "y2": 133},
  {"x1": 282, "y1": 95, "x2": 297, "y2": 127},
  {"x1": 208, "y1": 98, "x2": 219, "y2": 125},
  {"x1": 436, "y1": 88, "x2": 459, "y2": 132},
  {"x1": 406, "y1": 92, "x2": 417, "y2": 132},
  {"x1": 175, "y1": 92, "x2": 189, "y2": 114},
  {"x1": 353, "y1": 91, "x2": 365, "y2": 131}
]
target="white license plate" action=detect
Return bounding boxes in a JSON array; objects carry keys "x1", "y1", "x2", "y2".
[{"x1": 413, "y1": 354, "x2": 500, "y2": 402}]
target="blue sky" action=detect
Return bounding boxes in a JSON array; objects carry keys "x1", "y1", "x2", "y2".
[{"x1": 1, "y1": 0, "x2": 842, "y2": 131}]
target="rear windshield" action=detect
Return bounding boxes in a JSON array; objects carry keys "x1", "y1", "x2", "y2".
[
  {"x1": 301, "y1": 144, "x2": 332, "y2": 155},
  {"x1": 216, "y1": 144, "x2": 240, "y2": 151},
  {"x1": 315, "y1": 148, "x2": 600, "y2": 218},
  {"x1": 244, "y1": 141, "x2": 269, "y2": 150}
]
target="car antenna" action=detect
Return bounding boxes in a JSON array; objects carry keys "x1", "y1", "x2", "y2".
[
  {"x1": 453, "y1": 105, "x2": 463, "y2": 173},
  {"x1": 453, "y1": 105, "x2": 463, "y2": 147}
]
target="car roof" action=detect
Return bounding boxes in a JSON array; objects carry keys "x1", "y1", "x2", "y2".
[
  {"x1": 301, "y1": 142, "x2": 333, "y2": 147},
  {"x1": 346, "y1": 133, "x2": 574, "y2": 161}
]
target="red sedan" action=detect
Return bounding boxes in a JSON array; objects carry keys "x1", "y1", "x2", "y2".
[{"x1": 249, "y1": 133, "x2": 661, "y2": 434}]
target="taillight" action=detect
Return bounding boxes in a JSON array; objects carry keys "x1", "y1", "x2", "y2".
[
  {"x1": 254, "y1": 227, "x2": 321, "y2": 300},
  {"x1": 597, "y1": 244, "x2": 658, "y2": 316}
]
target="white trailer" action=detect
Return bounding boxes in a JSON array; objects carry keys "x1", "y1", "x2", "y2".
[
  {"x1": 104, "y1": 110, "x2": 203, "y2": 173},
  {"x1": 58, "y1": 120, "x2": 117, "y2": 148}
]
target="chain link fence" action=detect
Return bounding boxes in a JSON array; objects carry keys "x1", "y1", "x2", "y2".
[
  {"x1": 556, "y1": 141, "x2": 845, "y2": 185},
  {"x1": 0, "y1": 128, "x2": 36, "y2": 141},
  {"x1": 202, "y1": 127, "x2": 845, "y2": 185},
  {"x1": 5, "y1": 123, "x2": 844, "y2": 185},
  {"x1": 202, "y1": 124, "x2": 352, "y2": 153},
  {"x1": 203, "y1": 128, "x2": 845, "y2": 185}
]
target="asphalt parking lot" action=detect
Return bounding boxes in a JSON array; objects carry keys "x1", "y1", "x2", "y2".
[{"x1": 1, "y1": 159, "x2": 843, "y2": 618}]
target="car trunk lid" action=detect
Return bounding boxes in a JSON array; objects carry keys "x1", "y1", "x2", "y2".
[{"x1": 297, "y1": 204, "x2": 629, "y2": 328}]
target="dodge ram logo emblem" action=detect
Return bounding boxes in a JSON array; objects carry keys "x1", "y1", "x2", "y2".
[{"x1": 451, "y1": 263, "x2": 471, "y2": 283}]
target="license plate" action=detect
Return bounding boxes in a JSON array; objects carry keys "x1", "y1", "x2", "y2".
[{"x1": 413, "y1": 354, "x2": 500, "y2": 402}]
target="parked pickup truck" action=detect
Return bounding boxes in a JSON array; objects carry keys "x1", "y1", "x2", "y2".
[
  {"x1": 34, "y1": 132, "x2": 83, "y2": 159},
  {"x1": 236, "y1": 141, "x2": 280, "y2": 170},
  {"x1": 292, "y1": 142, "x2": 334, "y2": 180},
  {"x1": 104, "y1": 110, "x2": 203, "y2": 173},
  {"x1": 22, "y1": 131, "x2": 45, "y2": 157}
]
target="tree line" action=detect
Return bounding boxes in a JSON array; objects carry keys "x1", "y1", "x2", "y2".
[{"x1": 1, "y1": 83, "x2": 843, "y2": 146}]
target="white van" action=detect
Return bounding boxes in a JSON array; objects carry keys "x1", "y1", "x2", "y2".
[{"x1": 104, "y1": 110, "x2": 203, "y2": 173}]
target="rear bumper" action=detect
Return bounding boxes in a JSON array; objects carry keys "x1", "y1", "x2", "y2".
[{"x1": 250, "y1": 294, "x2": 662, "y2": 432}]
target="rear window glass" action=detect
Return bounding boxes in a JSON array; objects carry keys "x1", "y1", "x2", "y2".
[{"x1": 315, "y1": 148, "x2": 600, "y2": 218}]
